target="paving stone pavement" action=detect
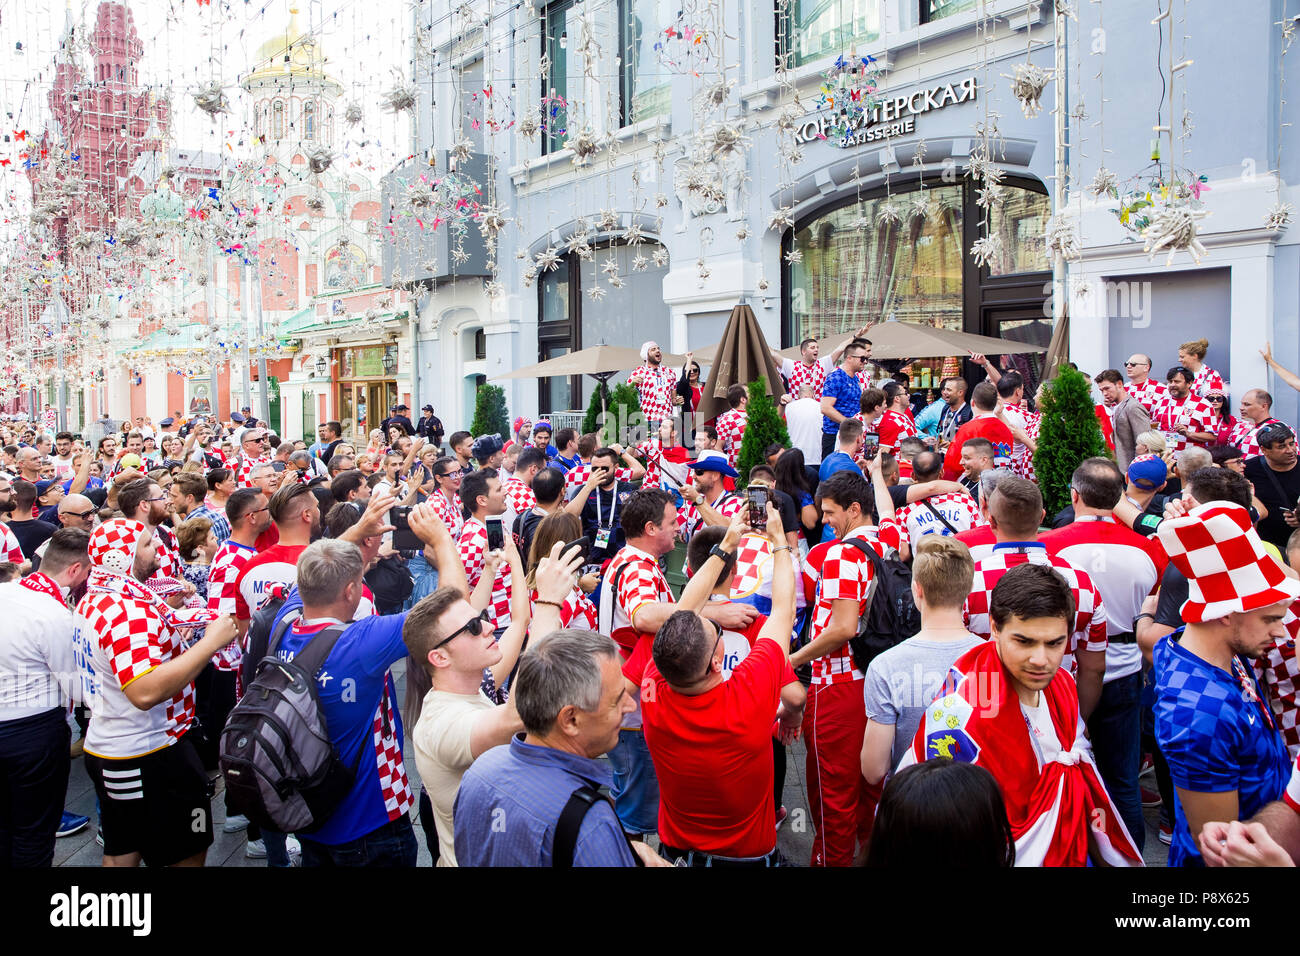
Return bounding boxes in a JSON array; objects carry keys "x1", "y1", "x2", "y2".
[{"x1": 55, "y1": 658, "x2": 1167, "y2": 867}]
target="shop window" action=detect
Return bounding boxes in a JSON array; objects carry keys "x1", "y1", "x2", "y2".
[
  {"x1": 540, "y1": 0, "x2": 577, "y2": 156},
  {"x1": 985, "y1": 186, "x2": 1051, "y2": 276},
  {"x1": 619, "y1": 0, "x2": 673, "y2": 125},
  {"x1": 920, "y1": 0, "x2": 978, "y2": 25},
  {"x1": 777, "y1": 0, "x2": 882, "y2": 70}
]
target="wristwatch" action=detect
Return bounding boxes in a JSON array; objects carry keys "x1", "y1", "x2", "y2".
[{"x1": 709, "y1": 545, "x2": 734, "y2": 562}]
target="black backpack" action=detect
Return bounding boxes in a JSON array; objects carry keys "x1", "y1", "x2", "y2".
[
  {"x1": 841, "y1": 538, "x2": 922, "y2": 673},
  {"x1": 220, "y1": 614, "x2": 365, "y2": 834}
]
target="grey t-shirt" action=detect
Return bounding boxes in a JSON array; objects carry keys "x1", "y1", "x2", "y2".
[{"x1": 863, "y1": 634, "x2": 985, "y2": 770}]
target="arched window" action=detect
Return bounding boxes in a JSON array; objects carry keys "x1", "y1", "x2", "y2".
[
  {"x1": 272, "y1": 100, "x2": 285, "y2": 140},
  {"x1": 303, "y1": 102, "x2": 316, "y2": 141}
]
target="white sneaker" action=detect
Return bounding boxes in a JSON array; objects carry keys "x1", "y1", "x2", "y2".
[
  {"x1": 245, "y1": 838, "x2": 267, "y2": 859},
  {"x1": 246, "y1": 835, "x2": 302, "y2": 864},
  {"x1": 222, "y1": 814, "x2": 250, "y2": 833}
]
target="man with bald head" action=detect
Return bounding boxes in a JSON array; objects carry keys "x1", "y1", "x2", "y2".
[
  {"x1": 1123, "y1": 353, "x2": 1167, "y2": 416},
  {"x1": 56, "y1": 494, "x2": 97, "y2": 532},
  {"x1": 1232, "y1": 388, "x2": 1284, "y2": 459}
]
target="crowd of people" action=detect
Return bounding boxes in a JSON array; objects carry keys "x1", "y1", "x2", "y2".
[{"x1": 1, "y1": 330, "x2": 1299, "y2": 870}]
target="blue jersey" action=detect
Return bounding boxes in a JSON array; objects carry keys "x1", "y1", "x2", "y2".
[
  {"x1": 271, "y1": 591, "x2": 411, "y2": 845},
  {"x1": 821, "y1": 368, "x2": 862, "y2": 435},
  {"x1": 1153, "y1": 633, "x2": 1290, "y2": 866}
]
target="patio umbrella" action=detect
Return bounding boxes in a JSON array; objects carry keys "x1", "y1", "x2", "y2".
[
  {"x1": 491, "y1": 343, "x2": 687, "y2": 420},
  {"x1": 695, "y1": 302, "x2": 786, "y2": 421},
  {"x1": 773, "y1": 320, "x2": 1050, "y2": 362}
]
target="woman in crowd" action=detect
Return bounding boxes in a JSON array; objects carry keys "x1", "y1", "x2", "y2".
[
  {"x1": 526, "y1": 511, "x2": 597, "y2": 628},
  {"x1": 774, "y1": 446, "x2": 819, "y2": 546},
  {"x1": 175, "y1": 515, "x2": 219, "y2": 602},
  {"x1": 1178, "y1": 337, "x2": 1225, "y2": 397},
  {"x1": 1204, "y1": 387, "x2": 1238, "y2": 446}
]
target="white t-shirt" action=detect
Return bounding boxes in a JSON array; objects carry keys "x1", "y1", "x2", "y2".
[
  {"x1": 785, "y1": 397, "x2": 825, "y2": 466},
  {"x1": 51, "y1": 454, "x2": 77, "y2": 482},
  {"x1": 413, "y1": 687, "x2": 495, "y2": 868},
  {"x1": 0, "y1": 581, "x2": 78, "y2": 721},
  {"x1": 1021, "y1": 696, "x2": 1062, "y2": 765}
]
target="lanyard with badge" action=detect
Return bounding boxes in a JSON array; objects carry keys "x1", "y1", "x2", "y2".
[{"x1": 595, "y1": 485, "x2": 618, "y2": 550}]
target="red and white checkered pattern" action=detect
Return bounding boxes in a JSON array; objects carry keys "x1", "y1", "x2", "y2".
[
  {"x1": 458, "y1": 517, "x2": 512, "y2": 630},
  {"x1": 235, "y1": 454, "x2": 272, "y2": 488},
  {"x1": 1266, "y1": 603, "x2": 1300, "y2": 758},
  {"x1": 628, "y1": 363, "x2": 678, "y2": 422},
  {"x1": 564, "y1": 461, "x2": 634, "y2": 493},
  {"x1": 208, "y1": 540, "x2": 255, "y2": 671},
  {"x1": 1191, "y1": 364, "x2": 1226, "y2": 399},
  {"x1": 1229, "y1": 417, "x2": 1282, "y2": 459},
  {"x1": 1126, "y1": 378, "x2": 1168, "y2": 417},
  {"x1": 681, "y1": 490, "x2": 743, "y2": 540},
  {"x1": 1151, "y1": 393, "x2": 1216, "y2": 455},
  {"x1": 0, "y1": 523, "x2": 22, "y2": 564},
  {"x1": 88, "y1": 518, "x2": 149, "y2": 576},
  {"x1": 537, "y1": 585, "x2": 598, "y2": 630},
  {"x1": 716, "y1": 409, "x2": 748, "y2": 469},
  {"x1": 1013, "y1": 410, "x2": 1043, "y2": 482},
  {"x1": 1156, "y1": 502, "x2": 1300, "y2": 623},
  {"x1": 501, "y1": 477, "x2": 536, "y2": 516},
  {"x1": 609, "y1": 545, "x2": 674, "y2": 652},
  {"x1": 876, "y1": 409, "x2": 918, "y2": 453},
  {"x1": 808, "y1": 525, "x2": 884, "y2": 686},
  {"x1": 152, "y1": 528, "x2": 179, "y2": 581},
  {"x1": 963, "y1": 545, "x2": 1109, "y2": 674},
  {"x1": 895, "y1": 492, "x2": 983, "y2": 549},
  {"x1": 75, "y1": 587, "x2": 194, "y2": 759},
  {"x1": 372, "y1": 674, "x2": 415, "y2": 821},
  {"x1": 783, "y1": 357, "x2": 831, "y2": 398},
  {"x1": 634, "y1": 438, "x2": 664, "y2": 489},
  {"x1": 731, "y1": 533, "x2": 772, "y2": 600},
  {"x1": 428, "y1": 489, "x2": 464, "y2": 538}
]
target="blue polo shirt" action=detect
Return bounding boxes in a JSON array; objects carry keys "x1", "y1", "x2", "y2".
[
  {"x1": 454, "y1": 735, "x2": 636, "y2": 866},
  {"x1": 271, "y1": 590, "x2": 409, "y2": 846},
  {"x1": 1153, "y1": 632, "x2": 1290, "y2": 867},
  {"x1": 819, "y1": 450, "x2": 858, "y2": 482},
  {"x1": 821, "y1": 367, "x2": 862, "y2": 435}
]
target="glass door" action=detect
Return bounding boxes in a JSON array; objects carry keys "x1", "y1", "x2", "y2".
[{"x1": 338, "y1": 384, "x2": 355, "y2": 439}]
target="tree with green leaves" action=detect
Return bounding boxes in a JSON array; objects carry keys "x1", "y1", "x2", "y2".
[
  {"x1": 735, "y1": 380, "x2": 790, "y2": 489},
  {"x1": 1033, "y1": 364, "x2": 1111, "y2": 518},
  {"x1": 598, "y1": 383, "x2": 642, "y2": 445},
  {"x1": 470, "y1": 383, "x2": 510, "y2": 440},
  {"x1": 581, "y1": 381, "x2": 611, "y2": 435}
]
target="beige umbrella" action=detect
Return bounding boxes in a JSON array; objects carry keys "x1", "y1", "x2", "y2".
[
  {"x1": 773, "y1": 320, "x2": 1050, "y2": 362},
  {"x1": 695, "y1": 303, "x2": 786, "y2": 422},
  {"x1": 490, "y1": 344, "x2": 687, "y2": 380}
]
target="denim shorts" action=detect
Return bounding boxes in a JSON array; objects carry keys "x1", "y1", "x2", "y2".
[{"x1": 606, "y1": 729, "x2": 660, "y2": 836}]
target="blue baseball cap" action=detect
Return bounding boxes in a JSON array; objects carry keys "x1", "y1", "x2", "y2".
[
  {"x1": 686, "y1": 450, "x2": 740, "y2": 480},
  {"x1": 1127, "y1": 454, "x2": 1168, "y2": 491}
]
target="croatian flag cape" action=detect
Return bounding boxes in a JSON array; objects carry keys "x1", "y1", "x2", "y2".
[{"x1": 898, "y1": 640, "x2": 1143, "y2": 867}]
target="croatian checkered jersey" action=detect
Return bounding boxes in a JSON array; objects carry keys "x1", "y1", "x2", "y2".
[
  {"x1": 895, "y1": 492, "x2": 983, "y2": 548},
  {"x1": 1191, "y1": 364, "x2": 1226, "y2": 399},
  {"x1": 633, "y1": 438, "x2": 664, "y2": 489},
  {"x1": 535, "y1": 585, "x2": 598, "y2": 630},
  {"x1": 681, "y1": 491, "x2": 744, "y2": 540},
  {"x1": 428, "y1": 489, "x2": 464, "y2": 537},
  {"x1": 1151, "y1": 393, "x2": 1216, "y2": 455},
  {"x1": 781, "y1": 356, "x2": 832, "y2": 399},
  {"x1": 1266, "y1": 603, "x2": 1300, "y2": 759},
  {"x1": 1230, "y1": 418, "x2": 1282, "y2": 460},
  {"x1": 458, "y1": 517, "x2": 513, "y2": 630},
  {"x1": 876, "y1": 409, "x2": 918, "y2": 453},
  {"x1": 716, "y1": 409, "x2": 747, "y2": 469},
  {"x1": 807, "y1": 524, "x2": 886, "y2": 686},
  {"x1": 207, "y1": 539, "x2": 256, "y2": 671},
  {"x1": 628, "y1": 363, "x2": 678, "y2": 422},
  {"x1": 963, "y1": 544, "x2": 1108, "y2": 674},
  {"x1": 73, "y1": 588, "x2": 194, "y2": 759},
  {"x1": 501, "y1": 477, "x2": 536, "y2": 516},
  {"x1": 0, "y1": 523, "x2": 21, "y2": 564},
  {"x1": 607, "y1": 544, "x2": 674, "y2": 655},
  {"x1": 235, "y1": 454, "x2": 272, "y2": 488},
  {"x1": 1126, "y1": 379, "x2": 1168, "y2": 417},
  {"x1": 564, "y1": 461, "x2": 635, "y2": 494},
  {"x1": 1286, "y1": 752, "x2": 1300, "y2": 814}
]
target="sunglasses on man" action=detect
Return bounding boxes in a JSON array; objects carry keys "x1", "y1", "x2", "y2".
[{"x1": 433, "y1": 608, "x2": 491, "y2": 650}]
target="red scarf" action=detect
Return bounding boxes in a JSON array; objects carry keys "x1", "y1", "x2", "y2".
[
  {"x1": 20, "y1": 571, "x2": 65, "y2": 607},
  {"x1": 899, "y1": 640, "x2": 1143, "y2": 867}
]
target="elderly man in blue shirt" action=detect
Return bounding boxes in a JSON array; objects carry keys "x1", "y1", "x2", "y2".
[{"x1": 453, "y1": 629, "x2": 670, "y2": 866}]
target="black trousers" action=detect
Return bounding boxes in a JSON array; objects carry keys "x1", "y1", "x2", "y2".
[{"x1": 0, "y1": 708, "x2": 71, "y2": 867}]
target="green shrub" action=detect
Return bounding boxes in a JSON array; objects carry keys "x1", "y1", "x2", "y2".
[
  {"x1": 1033, "y1": 364, "x2": 1110, "y2": 518},
  {"x1": 735, "y1": 380, "x2": 789, "y2": 489},
  {"x1": 470, "y1": 383, "x2": 510, "y2": 441}
]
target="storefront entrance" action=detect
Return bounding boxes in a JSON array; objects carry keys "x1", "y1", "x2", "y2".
[{"x1": 334, "y1": 344, "x2": 398, "y2": 441}]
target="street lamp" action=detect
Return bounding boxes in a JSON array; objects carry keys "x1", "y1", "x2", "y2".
[
  {"x1": 382, "y1": 351, "x2": 397, "y2": 375},
  {"x1": 315, "y1": 356, "x2": 328, "y2": 375}
]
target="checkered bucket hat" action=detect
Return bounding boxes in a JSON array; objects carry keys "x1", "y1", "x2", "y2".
[
  {"x1": 87, "y1": 518, "x2": 149, "y2": 577},
  {"x1": 1156, "y1": 502, "x2": 1300, "y2": 622}
]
